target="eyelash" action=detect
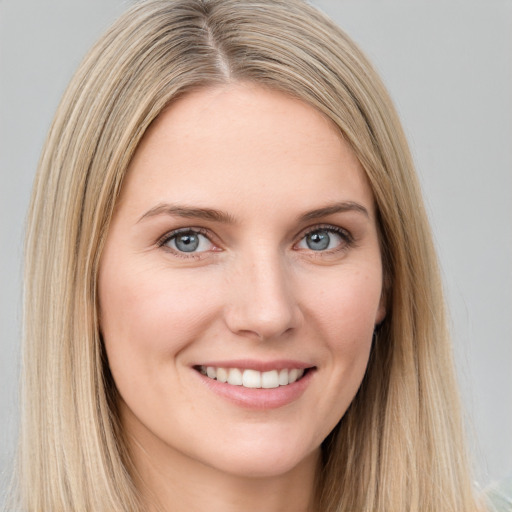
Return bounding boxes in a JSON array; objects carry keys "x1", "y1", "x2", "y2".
[
  {"x1": 157, "y1": 224, "x2": 354, "y2": 258},
  {"x1": 297, "y1": 224, "x2": 354, "y2": 253},
  {"x1": 157, "y1": 227, "x2": 217, "y2": 259}
]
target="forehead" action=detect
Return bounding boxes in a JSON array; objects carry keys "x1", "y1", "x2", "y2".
[{"x1": 119, "y1": 83, "x2": 374, "y2": 220}]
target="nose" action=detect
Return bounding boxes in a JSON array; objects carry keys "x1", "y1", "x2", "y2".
[{"x1": 224, "y1": 250, "x2": 303, "y2": 341}]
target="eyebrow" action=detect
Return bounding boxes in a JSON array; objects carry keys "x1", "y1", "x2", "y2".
[
  {"x1": 137, "y1": 200, "x2": 369, "y2": 224},
  {"x1": 298, "y1": 201, "x2": 369, "y2": 222},
  {"x1": 138, "y1": 203, "x2": 237, "y2": 224}
]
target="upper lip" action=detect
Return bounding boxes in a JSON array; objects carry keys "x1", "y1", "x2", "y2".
[{"x1": 193, "y1": 359, "x2": 315, "y2": 372}]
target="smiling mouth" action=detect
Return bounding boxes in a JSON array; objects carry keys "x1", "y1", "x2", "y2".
[{"x1": 195, "y1": 365, "x2": 311, "y2": 389}]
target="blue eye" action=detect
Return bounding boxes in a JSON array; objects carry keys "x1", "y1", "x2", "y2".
[
  {"x1": 164, "y1": 230, "x2": 213, "y2": 253},
  {"x1": 297, "y1": 227, "x2": 348, "y2": 252},
  {"x1": 305, "y1": 230, "x2": 330, "y2": 251}
]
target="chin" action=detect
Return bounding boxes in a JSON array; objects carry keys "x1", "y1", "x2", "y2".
[{"x1": 196, "y1": 433, "x2": 321, "y2": 479}]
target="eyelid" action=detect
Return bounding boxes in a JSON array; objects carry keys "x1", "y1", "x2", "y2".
[
  {"x1": 157, "y1": 227, "x2": 221, "y2": 257},
  {"x1": 157, "y1": 226, "x2": 208, "y2": 246},
  {"x1": 293, "y1": 223, "x2": 355, "y2": 255},
  {"x1": 295, "y1": 223, "x2": 353, "y2": 244}
]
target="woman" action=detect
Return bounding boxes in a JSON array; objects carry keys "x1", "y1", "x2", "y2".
[{"x1": 14, "y1": 0, "x2": 485, "y2": 510}]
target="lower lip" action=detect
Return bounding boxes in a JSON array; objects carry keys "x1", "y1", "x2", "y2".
[{"x1": 194, "y1": 369, "x2": 315, "y2": 410}]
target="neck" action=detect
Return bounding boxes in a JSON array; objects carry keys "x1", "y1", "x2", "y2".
[{"x1": 127, "y1": 429, "x2": 320, "y2": 512}]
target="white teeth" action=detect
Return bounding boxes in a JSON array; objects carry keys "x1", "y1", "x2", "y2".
[
  {"x1": 288, "y1": 368, "x2": 299, "y2": 383},
  {"x1": 199, "y1": 366, "x2": 307, "y2": 388},
  {"x1": 227, "y1": 368, "x2": 243, "y2": 386},
  {"x1": 242, "y1": 369, "x2": 261, "y2": 388},
  {"x1": 261, "y1": 370, "x2": 279, "y2": 389},
  {"x1": 217, "y1": 367, "x2": 228, "y2": 383}
]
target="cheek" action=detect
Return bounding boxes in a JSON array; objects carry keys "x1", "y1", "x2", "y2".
[
  {"x1": 98, "y1": 262, "x2": 220, "y2": 375},
  {"x1": 98, "y1": 262, "x2": 227, "y2": 427},
  {"x1": 309, "y1": 266, "x2": 383, "y2": 341},
  {"x1": 306, "y1": 266, "x2": 381, "y2": 398}
]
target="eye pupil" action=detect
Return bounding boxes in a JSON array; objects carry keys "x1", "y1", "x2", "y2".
[
  {"x1": 175, "y1": 232, "x2": 199, "y2": 252},
  {"x1": 306, "y1": 230, "x2": 330, "y2": 251}
]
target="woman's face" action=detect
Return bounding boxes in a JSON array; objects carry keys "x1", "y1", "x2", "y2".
[{"x1": 99, "y1": 83, "x2": 385, "y2": 479}]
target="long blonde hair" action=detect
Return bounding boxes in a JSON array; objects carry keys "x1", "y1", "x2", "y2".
[{"x1": 15, "y1": 0, "x2": 480, "y2": 510}]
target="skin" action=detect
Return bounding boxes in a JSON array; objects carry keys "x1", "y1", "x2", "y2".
[{"x1": 98, "y1": 83, "x2": 385, "y2": 512}]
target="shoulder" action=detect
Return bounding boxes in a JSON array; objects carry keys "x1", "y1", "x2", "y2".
[{"x1": 484, "y1": 475, "x2": 512, "y2": 512}]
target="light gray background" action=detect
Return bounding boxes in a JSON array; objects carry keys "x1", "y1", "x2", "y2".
[{"x1": 1, "y1": 0, "x2": 511, "y2": 495}]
